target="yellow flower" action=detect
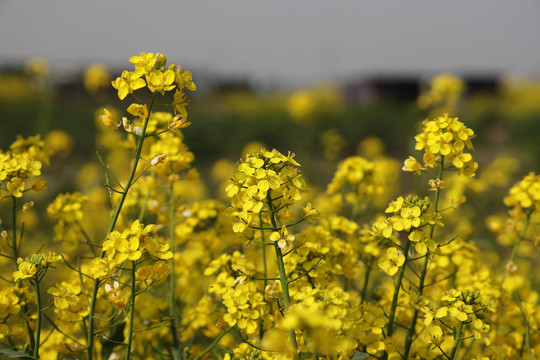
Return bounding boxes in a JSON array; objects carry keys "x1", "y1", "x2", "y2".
[
  {"x1": 472, "y1": 318, "x2": 491, "y2": 345},
  {"x1": 146, "y1": 69, "x2": 176, "y2": 94},
  {"x1": 504, "y1": 172, "x2": 540, "y2": 210},
  {"x1": 99, "y1": 108, "x2": 120, "y2": 128},
  {"x1": 135, "y1": 265, "x2": 154, "y2": 281},
  {"x1": 0, "y1": 324, "x2": 8, "y2": 340},
  {"x1": 0, "y1": 287, "x2": 21, "y2": 318},
  {"x1": 129, "y1": 52, "x2": 158, "y2": 74},
  {"x1": 13, "y1": 261, "x2": 37, "y2": 280},
  {"x1": 47, "y1": 283, "x2": 79, "y2": 310},
  {"x1": 145, "y1": 236, "x2": 173, "y2": 260},
  {"x1": 448, "y1": 300, "x2": 470, "y2": 322},
  {"x1": 111, "y1": 70, "x2": 146, "y2": 100},
  {"x1": 378, "y1": 247, "x2": 405, "y2": 276},
  {"x1": 87, "y1": 258, "x2": 114, "y2": 279},
  {"x1": 126, "y1": 103, "x2": 149, "y2": 119},
  {"x1": 173, "y1": 90, "x2": 189, "y2": 117},
  {"x1": 31, "y1": 178, "x2": 47, "y2": 192},
  {"x1": 104, "y1": 281, "x2": 126, "y2": 308},
  {"x1": 402, "y1": 156, "x2": 425, "y2": 175},
  {"x1": 269, "y1": 225, "x2": 295, "y2": 249},
  {"x1": 84, "y1": 63, "x2": 110, "y2": 94},
  {"x1": 128, "y1": 219, "x2": 155, "y2": 237},
  {"x1": 302, "y1": 203, "x2": 319, "y2": 223},
  {"x1": 175, "y1": 66, "x2": 196, "y2": 91},
  {"x1": 40, "y1": 252, "x2": 62, "y2": 267},
  {"x1": 7, "y1": 177, "x2": 25, "y2": 197},
  {"x1": 424, "y1": 325, "x2": 445, "y2": 347}
]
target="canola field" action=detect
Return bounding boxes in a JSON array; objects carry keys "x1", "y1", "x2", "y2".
[{"x1": 0, "y1": 53, "x2": 539, "y2": 360}]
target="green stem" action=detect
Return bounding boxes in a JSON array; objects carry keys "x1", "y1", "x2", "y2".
[
  {"x1": 403, "y1": 155, "x2": 445, "y2": 359},
  {"x1": 274, "y1": 243, "x2": 298, "y2": 350},
  {"x1": 12, "y1": 196, "x2": 36, "y2": 351},
  {"x1": 259, "y1": 213, "x2": 269, "y2": 291},
  {"x1": 456, "y1": 338, "x2": 474, "y2": 360},
  {"x1": 125, "y1": 261, "x2": 137, "y2": 360},
  {"x1": 33, "y1": 281, "x2": 42, "y2": 359},
  {"x1": 168, "y1": 182, "x2": 181, "y2": 357},
  {"x1": 11, "y1": 196, "x2": 19, "y2": 261},
  {"x1": 267, "y1": 191, "x2": 298, "y2": 351},
  {"x1": 361, "y1": 259, "x2": 372, "y2": 303},
  {"x1": 192, "y1": 326, "x2": 234, "y2": 360},
  {"x1": 386, "y1": 240, "x2": 411, "y2": 337},
  {"x1": 448, "y1": 322, "x2": 464, "y2": 359},
  {"x1": 351, "y1": 190, "x2": 360, "y2": 221},
  {"x1": 137, "y1": 169, "x2": 154, "y2": 222},
  {"x1": 87, "y1": 93, "x2": 156, "y2": 360},
  {"x1": 507, "y1": 210, "x2": 532, "y2": 266},
  {"x1": 259, "y1": 213, "x2": 269, "y2": 340}
]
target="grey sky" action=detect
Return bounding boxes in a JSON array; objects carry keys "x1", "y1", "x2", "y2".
[{"x1": 1, "y1": 0, "x2": 540, "y2": 85}]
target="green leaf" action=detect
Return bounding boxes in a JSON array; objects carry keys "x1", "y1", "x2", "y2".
[
  {"x1": 350, "y1": 352, "x2": 369, "y2": 360},
  {"x1": 0, "y1": 349, "x2": 37, "y2": 359}
]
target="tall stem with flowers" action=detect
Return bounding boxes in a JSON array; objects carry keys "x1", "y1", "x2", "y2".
[
  {"x1": 373, "y1": 113, "x2": 494, "y2": 359},
  {"x1": 84, "y1": 52, "x2": 195, "y2": 360},
  {"x1": 227, "y1": 149, "x2": 314, "y2": 354}
]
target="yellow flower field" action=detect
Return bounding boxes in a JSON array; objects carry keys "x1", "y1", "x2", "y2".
[{"x1": 1, "y1": 53, "x2": 539, "y2": 360}]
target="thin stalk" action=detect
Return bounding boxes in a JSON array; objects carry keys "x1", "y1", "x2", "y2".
[
  {"x1": 192, "y1": 326, "x2": 234, "y2": 360},
  {"x1": 259, "y1": 213, "x2": 269, "y2": 291},
  {"x1": 168, "y1": 181, "x2": 181, "y2": 358},
  {"x1": 11, "y1": 196, "x2": 19, "y2": 260},
  {"x1": 137, "y1": 169, "x2": 154, "y2": 222},
  {"x1": 87, "y1": 94, "x2": 157, "y2": 360},
  {"x1": 125, "y1": 261, "x2": 137, "y2": 360},
  {"x1": 11, "y1": 196, "x2": 36, "y2": 351},
  {"x1": 361, "y1": 259, "x2": 372, "y2": 303},
  {"x1": 515, "y1": 293, "x2": 534, "y2": 360},
  {"x1": 267, "y1": 191, "x2": 298, "y2": 351},
  {"x1": 448, "y1": 322, "x2": 464, "y2": 359},
  {"x1": 507, "y1": 210, "x2": 532, "y2": 266},
  {"x1": 403, "y1": 155, "x2": 445, "y2": 359},
  {"x1": 351, "y1": 190, "x2": 360, "y2": 221},
  {"x1": 259, "y1": 213, "x2": 269, "y2": 340},
  {"x1": 386, "y1": 240, "x2": 411, "y2": 337},
  {"x1": 33, "y1": 281, "x2": 42, "y2": 359},
  {"x1": 456, "y1": 338, "x2": 474, "y2": 360}
]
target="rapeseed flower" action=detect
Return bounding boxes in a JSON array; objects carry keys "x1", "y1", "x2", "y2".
[
  {"x1": 47, "y1": 283, "x2": 78, "y2": 310},
  {"x1": 111, "y1": 70, "x2": 146, "y2": 100},
  {"x1": 378, "y1": 247, "x2": 405, "y2": 276}
]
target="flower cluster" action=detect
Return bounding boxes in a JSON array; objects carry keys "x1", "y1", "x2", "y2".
[
  {"x1": 112, "y1": 52, "x2": 195, "y2": 101},
  {"x1": 226, "y1": 149, "x2": 306, "y2": 237},
  {"x1": 418, "y1": 73, "x2": 465, "y2": 111},
  {"x1": 421, "y1": 289, "x2": 494, "y2": 355},
  {"x1": 12, "y1": 252, "x2": 62, "y2": 282},
  {"x1": 84, "y1": 63, "x2": 110, "y2": 95},
  {"x1": 0, "y1": 146, "x2": 44, "y2": 198},
  {"x1": 88, "y1": 220, "x2": 171, "y2": 280},
  {"x1": 283, "y1": 286, "x2": 387, "y2": 356},
  {"x1": 374, "y1": 195, "x2": 438, "y2": 256},
  {"x1": 47, "y1": 192, "x2": 88, "y2": 249},
  {"x1": 5, "y1": 58, "x2": 540, "y2": 360},
  {"x1": 503, "y1": 172, "x2": 540, "y2": 212},
  {"x1": 403, "y1": 113, "x2": 478, "y2": 177}
]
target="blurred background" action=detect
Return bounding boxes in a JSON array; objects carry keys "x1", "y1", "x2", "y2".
[{"x1": 1, "y1": 0, "x2": 540, "y2": 188}]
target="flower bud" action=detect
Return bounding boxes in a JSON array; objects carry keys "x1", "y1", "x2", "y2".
[
  {"x1": 22, "y1": 201, "x2": 34, "y2": 212},
  {"x1": 99, "y1": 109, "x2": 119, "y2": 129},
  {"x1": 151, "y1": 154, "x2": 167, "y2": 165},
  {"x1": 157, "y1": 54, "x2": 167, "y2": 68},
  {"x1": 32, "y1": 179, "x2": 47, "y2": 192}
]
